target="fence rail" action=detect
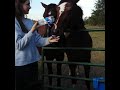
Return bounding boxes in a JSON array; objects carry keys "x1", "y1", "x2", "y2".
[
  {"x1": 42, "y1": 74, "x2": 105, "y2": 82},
  {"x1": 82, "y1": 29, "x2": 105, "y2": 32},
  {"x1": 41, "y1": 29, "x2": 105, "y2": 90},
  {"x1": 43, "y1": 61, "x2": 105, "y2": 67},
  {"x1": 42, "y1": 47, "x2": 105, "y2": 51}
]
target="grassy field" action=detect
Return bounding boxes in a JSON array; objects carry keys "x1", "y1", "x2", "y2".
[
  {"x1": 85, "y1": 25, "x2": 105, "y2": 30},
  {"x1": 86, "y1": 26, "x2": 105, "y2": 86},
  {"x1": 86, "y1": 26, "x2": 105, "y2": 60},
  {"x1": 38, "y1": 25, "x2": 105, "y2": 90},
  {"x1": 86, "y1": 25, "x2": 105, "y2": 64}
]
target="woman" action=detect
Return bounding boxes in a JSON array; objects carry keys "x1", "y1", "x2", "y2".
[{"x1": 15, "y1": 0, "x2": 60, "y2": 90}]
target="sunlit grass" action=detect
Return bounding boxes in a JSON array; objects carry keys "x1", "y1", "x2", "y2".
[{"x1": 86, "y1": 25, "x2": 105, "y2": 64}]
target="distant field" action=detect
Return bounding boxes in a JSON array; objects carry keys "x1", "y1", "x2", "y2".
[
  {"x1": 85, "y1": 25, "x2": 105, "y2": 30},
  {"x1": 86, "y1": 25, "x2": 105, "y2": 64}
]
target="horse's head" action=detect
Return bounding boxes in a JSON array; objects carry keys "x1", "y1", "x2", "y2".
[
  {"x1": 41, "y1": 2, "x2": 59, "y2": 36},
  {"x1": 41, "y1": 1, "x2": 84, "y2": 37},
  {"x1": 41, "y1": 2, "x2": 73, "y2": 35},
  {"x1": 49, "y1": 1, "x2": 74, "y2": 35},
  {"x1": 41, "y1": 1, "x2": 79, "y2": 35},
  {"x1": 41, "y1": 2, "x2": 57, "y2": 22},
  {"x1": 52, "y1": 1, "x2": 85, "y2": 35},
  {"x1": 55, "y1": 2, "x2": 73, "y2": 27}
]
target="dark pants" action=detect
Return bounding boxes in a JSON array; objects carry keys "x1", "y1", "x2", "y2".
[{"x1": 15, "y1": 62, "x2": 38, "y2": 90}]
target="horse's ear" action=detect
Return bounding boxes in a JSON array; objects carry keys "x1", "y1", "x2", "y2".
[{"x1": 41, "y1": 2, "x2": 47, "y2": 8}]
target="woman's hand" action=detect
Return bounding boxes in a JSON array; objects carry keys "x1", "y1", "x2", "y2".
[
  {"x1": 31, "y1": 21, "x2": 39, "y2": 32},
  {"x1": 31, "y1": 21, "x2": 48, "y2": 32},
  {"x1": 48, "y1": 36, "x2": 60, "y2": 43}
]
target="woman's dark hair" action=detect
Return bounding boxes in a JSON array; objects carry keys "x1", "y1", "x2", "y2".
[{"x1": 15, "y1": 0, "x2": 29, "y2": 33}]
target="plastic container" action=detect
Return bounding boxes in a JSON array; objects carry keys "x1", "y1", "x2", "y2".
[
  {"x1": 93, "y1": 77, "x2": 105, "y2": 90},
  {"x1": 38, "y1": 18, "x2": 48, "y2": 26},
  {"x1": 38, "y1": 16, "x2": 55, "y2": 26}
]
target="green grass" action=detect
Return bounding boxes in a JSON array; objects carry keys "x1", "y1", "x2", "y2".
[
  {"x1": 85, "y1": 25, "x2": 105, "y2": 30},
  {"x1": 86, "y1": 25, "x2": 105, "y2": 64}
]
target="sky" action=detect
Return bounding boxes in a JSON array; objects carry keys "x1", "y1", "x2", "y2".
[{"x1": 27, "y1": 0, "x2": 98, "y2": 20}]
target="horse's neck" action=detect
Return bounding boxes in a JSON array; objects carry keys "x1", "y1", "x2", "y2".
[{"x1": 45, "y1": 25, "x2": 56, "y2": 37}]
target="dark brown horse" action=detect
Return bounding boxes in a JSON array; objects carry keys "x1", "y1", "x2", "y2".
[
  {"x1": 60, "y1": 1, "x2": 92, "y2": 89},
  {"x1": 41, "y1": 2, "x2": 66, "y2": 87},
  {"x1": 41, "y1": 0, "x2": 92, "y2": 90}
]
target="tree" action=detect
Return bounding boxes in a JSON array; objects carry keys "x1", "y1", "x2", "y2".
[{"x1": 84, "y1": 0, "x2": 105, "y2": 26}]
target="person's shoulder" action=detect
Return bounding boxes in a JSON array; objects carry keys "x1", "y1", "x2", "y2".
[
  {"x1": 23, "y1": 18, "x2": 34, "y2": 25},
  {"x1": 15, "y1": 17, "x2": 21, "y2": 28},
  {"x1": 15, "y1": 17, "x2": 19, "y2": 24},
  {"x1": 24, "y1": 18, "x2": 33, "y2": 23}
]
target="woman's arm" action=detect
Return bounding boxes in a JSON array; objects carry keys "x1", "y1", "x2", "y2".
[
  {"x1": 15, "y1": 23, "x2": 34, "y2": 50},
  {"x1": 35, "y1": 31, "x2": 60, "y2": 47}
]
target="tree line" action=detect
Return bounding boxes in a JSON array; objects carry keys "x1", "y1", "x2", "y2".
[{"x1": 84, "y1": 0, "x2": 105, "y2": 26}]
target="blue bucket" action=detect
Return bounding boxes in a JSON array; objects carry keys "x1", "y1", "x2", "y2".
[{"x1": 93, "y1": 77, "x2": 105, "y2": 90}]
